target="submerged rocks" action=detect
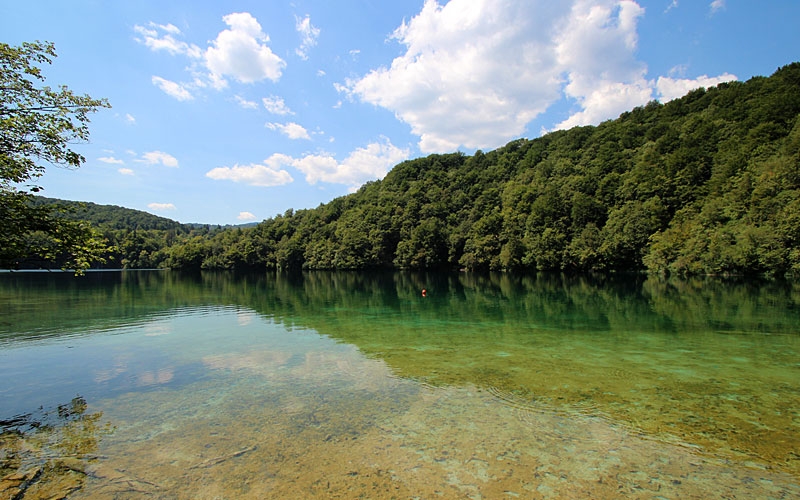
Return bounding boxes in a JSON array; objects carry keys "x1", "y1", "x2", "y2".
[{"x1": 0, "y1": 463, "x2": 82, "y2": 500}]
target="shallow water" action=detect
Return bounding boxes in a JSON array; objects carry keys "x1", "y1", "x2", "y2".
[{"x1": 1, "y1": 271, "x2": 798, "y2": 498}]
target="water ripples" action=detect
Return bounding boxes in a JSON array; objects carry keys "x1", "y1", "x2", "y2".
[{"x1": 486, "y1": 386, "x2": 600, "y2": 418}]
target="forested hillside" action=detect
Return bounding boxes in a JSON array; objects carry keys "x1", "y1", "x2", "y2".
[
  {"x1": 29, "y1": 62, "x2": 800, "y2": 276},
  {"x1": 20, "y1": 198, "x2": 221, "y2": 269},
  {"x1": 30, "y1": 197, "x2": 188, "y2": 231}
]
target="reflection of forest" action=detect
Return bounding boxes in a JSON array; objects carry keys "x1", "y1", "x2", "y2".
[
  {"x1": 2, "y1": 270, "x2": 798, "y2": 341},
  {"x1": 2, "y1": 271, "x2": 799, "y2": 474},
  {"x1": 0, "y1": 396, "x2": 111, "y2": 499}
]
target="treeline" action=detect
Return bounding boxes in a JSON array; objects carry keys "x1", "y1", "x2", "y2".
[
  {"x1": 30, "y1": 197, "x2": 187, "y2": 231},
  {"x1": 19, "y1": 198, "x2": 228, "y2": 269},
  {"x1": 31, "y1": 62, "x2": 800, "y2": 276}
]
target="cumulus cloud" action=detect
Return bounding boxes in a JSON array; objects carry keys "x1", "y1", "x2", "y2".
[
  {"x1": 238, "y1": 211, "x2": 257, "y2": 221},
  {"x1": 152, "y1": 76, "x2": 194, "y2": 101},
  {"x1": 139, "y1": 151, "x2": 179, "y2": 167},
  {"x1": 148, "y1": 203, "x2": 176, "y2": 211},
  {"x1": 295, "y1": 15, "x2": 320, "y2": 60},
  {"x1": 118, "y1": 168, "x2": 135, "y2": 176},
  {"x1": 266, "y1": 122, "x2": 311, "y2": 140},
  {"x1": 205, "y1": 12, "x2": 285, "y2": 87},
  {"x1": 343, "y1": 0, "x2": 737, "y2": 152},
  {"x1": 206, "y1": 162, "x2": 294, "y2": 187},
  {"x1": 136, "y1": 12, "x2": 286, "y2": 96},
  {"x1": 267, "y1": 137, "x2": 409, "y2": 189},
  {"x1": 344, "y1": 0, "x2": 568, "y2": 152},
  {"x1": 656, "y1": 73, "x2": 737, "y2": 102},
  {"x1": 262, "y1": 95, "x2": 294, "y2": 115},
  {"x1": 206, "y1": 139, "x2": 407, "y2": 190},
  {"x1": 553, "y1": 0, "x2": 651, "y2": 129}
]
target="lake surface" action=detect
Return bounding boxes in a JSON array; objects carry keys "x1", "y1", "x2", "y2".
[{"x1": 1, "y1": 270, "x2": 798, "y2": 499}]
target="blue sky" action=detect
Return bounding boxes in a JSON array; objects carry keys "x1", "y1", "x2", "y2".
[{"x1": 3, "y1": 0, "x2": 799, "y2": 225}]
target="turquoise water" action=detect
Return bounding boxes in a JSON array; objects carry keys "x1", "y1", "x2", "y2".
[{"x1": 1, "y1": 271, "x2": 798, "y2": 498}]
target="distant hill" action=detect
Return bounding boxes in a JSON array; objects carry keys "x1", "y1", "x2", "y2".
[
  {"x1": 31, "y1": 197, "x2": 189, "y2": 232},
  {"x1": 31, "y1": 197, "x2": 261, "y2": 231}
]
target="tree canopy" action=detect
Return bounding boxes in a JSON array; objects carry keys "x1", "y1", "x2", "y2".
[{"x1": 0, "y1": 41, "x2": 111, "y2": 272}]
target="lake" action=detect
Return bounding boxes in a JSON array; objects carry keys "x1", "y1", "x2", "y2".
[{"x1": 1, "y1": 270, "x2": 798, "y2": 498}]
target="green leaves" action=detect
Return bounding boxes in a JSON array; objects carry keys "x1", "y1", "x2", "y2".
[
  {"x1": 0, "y1": 41, "x2": 110, "y2": 273},
  {"x1": 1, "y1": 42, "x2": 109, "y2": 179}
]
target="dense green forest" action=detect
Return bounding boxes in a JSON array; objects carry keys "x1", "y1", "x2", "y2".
[
  {"x1": 30, "y1": 197, "x2": 189, "y2": 232},
  {"x1": 20, "y1": 197, "x2": 239, "y2": 269},
  {"x1": 18, "y1": 62, "x2": 800, "y2": 276}
]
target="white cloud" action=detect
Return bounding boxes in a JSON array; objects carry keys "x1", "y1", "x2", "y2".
[
  {"x1": 235, "y1": 95, "x2": 259, "y2": 109},
  {"x1": 266, "y1": 137, "x2": 409, "y2": 188},
  {"x1": 137, "y1": 13, "x2": 285, "y2": 95},
  {"x1": 209, "y1": 139, "x2": 406, "y2": 190},
  {"x1": 125, "y1": 113, "x2": 136, "y2": 124},
  {"x1": 266, "y1": 122, "x2": 311, "y2": 140},
  {"x1": 262, "y1": 95, "x2": 293, "y2": 115},
  {"x1": 295, "y1": 15, "x2": 320, "y2": 60},
  {"x1": 237, "y1": 211, "x2": 257, "y2": 221},
  {"x1": 205, "y1": 12, "x2": 285, "y2": 87},
  {"x1": 148, "y1": 203, "x2": 176, "y2": 211},
  {"x1": 656, "y1": 73, "x2": 737, "y2": 102},
  {"x1": 345, "y1": 0, "x2": 569, "y2": 152},
  {"x1": 152, "y1": 76, "x2": 194, "y2": 101},
  {"x1": 134, "y1": 22, "x2": 202, "y2": 58},
  {"x1": 118, "y1": 168, "x2": 135, "y2": 176},
  {"x1": 551, "y1": 0, "x2": 652, "y2": 130},
  {"x1": 98, "y1": 156, "x2": 125, "y2": 165},
  {"x1": 555, "y1": 80, "x2": 653, "y2": 130},
  {"x1": 206, "y1": 162, "x2": 294, "y2": 187},
  {"x1": 710, "y1": 0, "x2": 725, "y2": 14},
  {"x1": 344, "y1": 0, "x2": 737, "y2": 151},
  {"x1": 139, "y1": 151, "x2": 179, "y2": 167}
]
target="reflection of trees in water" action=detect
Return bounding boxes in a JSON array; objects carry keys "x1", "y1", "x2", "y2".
[
  {"x1": 2, "y1": 271, "x2": 798, "y2": 343},
  {"x1": 0, "y1": 395, "x2": 112, "y2": 499}
]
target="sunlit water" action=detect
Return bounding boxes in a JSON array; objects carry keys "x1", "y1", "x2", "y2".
[{"x1": 1, "y1": 271, "x2": 798, "y2": 498}]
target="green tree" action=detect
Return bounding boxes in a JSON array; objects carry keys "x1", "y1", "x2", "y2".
[
  {"x1": 395, "y1": 217, "x2": 448, "y2": 269},
  {"x1": 1, "y1": 41, "x2": 111, "y2": 272}
]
